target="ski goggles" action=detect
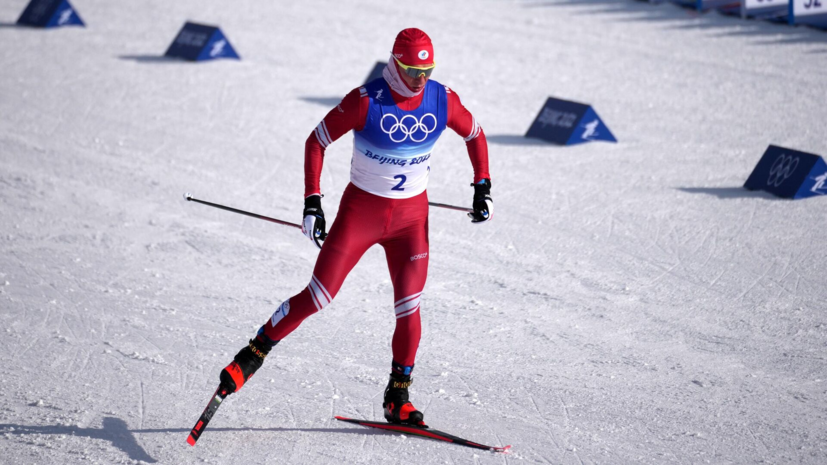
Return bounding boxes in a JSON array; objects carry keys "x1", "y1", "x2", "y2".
[{"x1": 394, "y1": 57, "x2": 436, "y2": 79}]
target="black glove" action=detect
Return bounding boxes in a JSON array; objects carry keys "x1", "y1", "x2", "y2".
[
  {"x1": 468, "y1": 179, "x2": 493, "y2": 224},
  {"x1": 302, "y1": 195, "x2": 327, "y2": 249}
]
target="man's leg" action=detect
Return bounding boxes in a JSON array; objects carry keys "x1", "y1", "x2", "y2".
[
  {"x1": 381, "y1": 193, "x2": 430, "y2": 373},
  {"x1": 221, "y1": 185, "x2": 384, "y2": 393},
  {"x1": 380, "y1": 204, "x2": 429, "y2": 425},
  {"x1": 383, "y1": 234, "x2": 429, "y2": 374}
]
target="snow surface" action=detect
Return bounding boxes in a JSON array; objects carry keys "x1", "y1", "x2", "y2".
[{"x1": 1, "y1": 0, "x2": 827, "y2": 463}]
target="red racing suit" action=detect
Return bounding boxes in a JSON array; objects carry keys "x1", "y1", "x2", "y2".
[{"x1": 259, "y1": 78, "x2": 490, "y2": 372}]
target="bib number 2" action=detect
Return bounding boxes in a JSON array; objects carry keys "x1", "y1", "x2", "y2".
[{"x1": 392, "y1": 175, "x2": 406, "y2": 191}]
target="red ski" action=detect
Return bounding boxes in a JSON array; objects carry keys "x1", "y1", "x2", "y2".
[
  {"x1": 187, "y1": 384, "x2": 231, "y2": 446},
  {"x1": 334, "y1": 416, "x2": 511, "y2": 452}
]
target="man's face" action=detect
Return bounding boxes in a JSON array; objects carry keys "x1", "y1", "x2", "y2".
[{"x1": 398, "y1": 66, "x2": 428, "y2": 93}]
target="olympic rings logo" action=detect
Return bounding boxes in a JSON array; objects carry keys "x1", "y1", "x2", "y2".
[
  {"x1": 381, "y1": 113, "x2": 438, "y2": 143},
  {"x1": 767, "y1": 154, "x2": 799, "y2": 187}
]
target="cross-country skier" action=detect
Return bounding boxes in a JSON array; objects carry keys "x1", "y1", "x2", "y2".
[{"x1": 218, "y1": 28, "x2": 492, "y2": 426}]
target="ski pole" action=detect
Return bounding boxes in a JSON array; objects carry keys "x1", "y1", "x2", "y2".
[
  {"x1": 184, "y1": 193, "x2": 472, "y2": 226},
  {"x1": 184, "y1": 193, "x2": 302, "y2": 230},
  {"x1": 428, "y1": 201, "x2": 473, "y2": 213}
]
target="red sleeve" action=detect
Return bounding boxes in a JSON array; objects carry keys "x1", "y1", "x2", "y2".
[
  {"x1": 304, "y1": 88, "x2": 370, "y2": 197},
  {"x1": 445, "y1": 88, "x2": 490, "y2": 183}
]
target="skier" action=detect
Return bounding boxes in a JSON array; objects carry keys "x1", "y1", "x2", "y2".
[{"x1": 218, "y1": 28, "x2": 492, "y2": 426}]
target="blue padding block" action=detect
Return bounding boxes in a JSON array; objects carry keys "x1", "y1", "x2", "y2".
[
  {"x1": 525, "y1": 97, "x2": 617, "y2": 146},
  {"x1": 364, "y1": 62, "x2": 387, "y2": 85},
  {"x1": 670, "y1": 0, "x2": 697, "y2": 7},
  {"x1": 744, "y1": 145, "x2": 827, "y2": 199},
  {"x1": 17, "y1": 0, "x2": 84, "y2": 28},
  {"x1": 695, "y1": 0, "x2": 739, "y2": 11},
  {"x1": 164, "y1": 22, "x2": 240, "y2": 62}
]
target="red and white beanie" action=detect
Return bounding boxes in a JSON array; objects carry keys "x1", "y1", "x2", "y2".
[{"x1": 391, "y1": 28, "x2": 434, "y2": 67}]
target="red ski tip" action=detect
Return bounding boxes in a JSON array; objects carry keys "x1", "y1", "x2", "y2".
[{"x1": 186, "y1": 435, "x2": 196, "y2": 446}]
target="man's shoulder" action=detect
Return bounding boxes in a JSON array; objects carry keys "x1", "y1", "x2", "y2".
[
  {"x1": 431, "y1": 81, "x2": 463, "y2": 105},
  {"x1": 428, "y1": 79, "x2": 457, "y2": 96},
  {"x1": 426, "y1": 78, "x2": 446, "y2": 89},
  {"x1": 354, "y1": 78, "x2": 389, "y2": 103},
  {"x1": 361, "y1": 77, "x2": 387, "y2": 90},
  {"x1": 344, "y1": 85, "x2": 368, "y2": 99}
]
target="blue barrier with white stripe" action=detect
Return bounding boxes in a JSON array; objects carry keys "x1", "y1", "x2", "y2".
[
  {"x1": 164, "y1": 22, "x2": 240, "y2": 62},
  {"x1": 525, "y1": 97, "x2": 617, "y2": 146},
  {"x1": 744, "y1": 145, "x2": 827, "y2": 199},
  {"x1": 17, "y1": 0, "x2": 84, "y2": 28}
]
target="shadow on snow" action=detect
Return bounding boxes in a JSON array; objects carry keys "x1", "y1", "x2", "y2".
[
  {"x1": 521, "y1": 0, "x2": 827, "y2": 50},
  {"x1": 485, "y1": 134, "x2": 559, "y2": 147},
  {"x1": 118, "y1": 55, "x2": 187, "y2": 64},
  {"x1": 675, "y1": 186, "x2": 784, "y2": 200},
  {"x1": 0, "y1": 416, "x2": 390, "y2": 463},
  {"x1": 1, "y1": 417, "x2": 157, "y2": 463},
  {"x1": 299, "y1": 96, "x2": 343, "y2": 108}
]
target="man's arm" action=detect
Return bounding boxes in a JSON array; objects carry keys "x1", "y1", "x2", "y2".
[
  {"x1": 304, "y1": 87, "x2": 369, "y2": 197},
  {"x1": 445, "y1": 87, "x2": 492, "y2": 223},
  {"x1": 444, "y1": 87, "x2": 490, "y2": 183}
]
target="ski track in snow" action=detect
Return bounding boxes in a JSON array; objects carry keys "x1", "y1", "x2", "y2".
[{"x1": 1, "y1": 0, "x2": 827, "y2": 463}]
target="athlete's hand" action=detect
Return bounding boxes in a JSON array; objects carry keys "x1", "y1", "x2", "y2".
[
  {"x1": 468, "y1": 179, "x2": 493, "y2": 224},
  {"x1": 302, "y1": 194, "x2": 327, "y2": 249}
]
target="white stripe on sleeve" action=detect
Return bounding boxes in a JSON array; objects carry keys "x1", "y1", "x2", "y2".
[
  {"x1": 321, "y1": 121, "x2": 332, "y2": 146},
  {"x1": 464, "y1": 118, "x2": 481, "y2": 142},
  {"x1": 314, "y1": 121, "x2": 332, "y2": 148}
]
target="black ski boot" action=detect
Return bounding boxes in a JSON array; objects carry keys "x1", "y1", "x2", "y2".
[
  {"x1": 219, "y1": 333, "x2": 278, "y2": 393},
  {"x1": 383, "y1": 373, "x2": 425, "y2": 426}
]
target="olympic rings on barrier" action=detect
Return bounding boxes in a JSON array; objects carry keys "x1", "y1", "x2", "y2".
[
  {"x1": 767, "y1": 154, "x2": 799, "y2": 187},
  {"x1": 381, "y1": 113, "x2": 438, "y2": 143}
]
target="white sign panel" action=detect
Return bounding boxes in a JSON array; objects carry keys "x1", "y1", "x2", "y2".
[
  {"x1": 743, "y1": 0, "x2": 789, "y2": 15},
  {"x1": 744, "y1": 0, "x2": 787, "y2": 9},
  {"x1": 793, "y1": 0, "x2": 825, "y2": 16}
]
